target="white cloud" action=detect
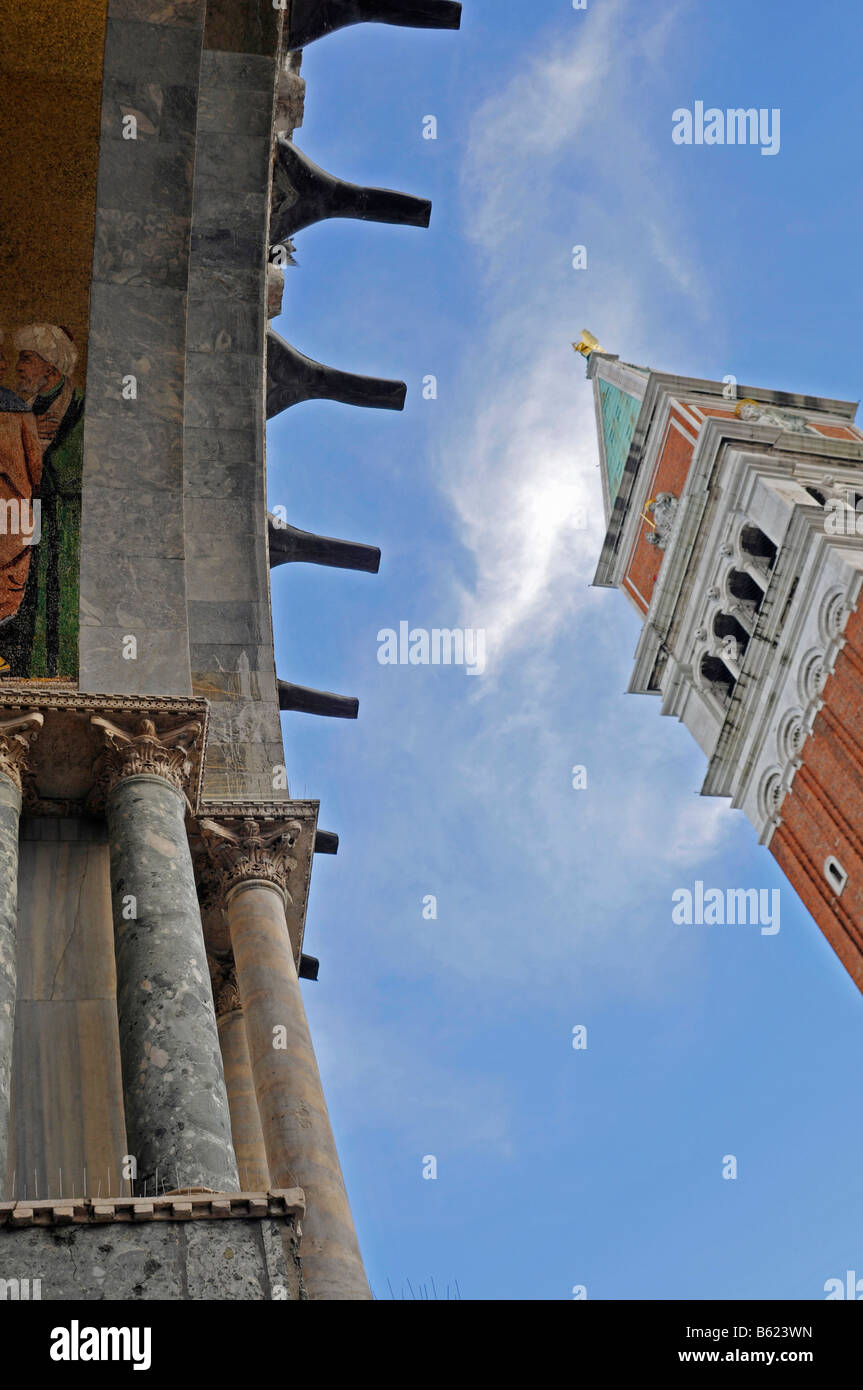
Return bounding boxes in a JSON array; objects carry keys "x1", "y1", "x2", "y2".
[{"x1": 444, "y1": 0, "x2": 704, "y2": 675}]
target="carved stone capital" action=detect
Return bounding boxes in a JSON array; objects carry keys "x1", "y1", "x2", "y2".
[
  {"x1": 0, "y1": 710, "x2": 44, "y2": 794},
  {"x1": 207, "y1": 954, "x2": 243, "y2": 1020},
  {"x1": 90, "y1": 714, "x2": 204, "y2": 805},
  {"x1": 199, "y1": 815, "x2": 303, "y2": 903}
]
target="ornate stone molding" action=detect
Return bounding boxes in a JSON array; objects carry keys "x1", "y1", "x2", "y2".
[
  {"x1": 199, "y1": 815, "x2": 303, "y2": 902},
  {"x1": 0, "y1": 686, "x2": 206, "y2": 715},
  {"x1": 90, "y1": 714, "x2": 205, "y2": 806},
  {"x1": 0, "y1": 1190, "x2": 305, "y2": 1228},
  {"x1": 735, "y1": 400, "x2": 816, "y2": 434},
  {"x1": 0, "y1": 710, "x2": 43, "y2": 793}
]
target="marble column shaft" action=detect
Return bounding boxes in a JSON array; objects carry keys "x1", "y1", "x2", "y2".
[
  {"x1": 0, "y1": 776, "x2": 21, "y2": 1199},
  {"x1": 226, "y1": 880, "x2": 370, "y2": 1301},
  {"x1": 217, "y1": 1003, "x2": 271, "y2": 1193},
  {"x1": 106, "y1": 774, "x2": 238, "y2": 1194}
]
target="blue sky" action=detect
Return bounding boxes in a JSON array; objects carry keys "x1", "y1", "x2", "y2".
[{"x1": 267, "y1": 0, "x2": 863, "y2": 1299}]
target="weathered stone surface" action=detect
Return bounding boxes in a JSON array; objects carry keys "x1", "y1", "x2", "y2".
[
  {"x1": 0, "y1": 1213, "x2": 303, "y2": 1300},
  {"x1": 0, "y1": 777, "x2": 21, "y2": 1198},
  {"x1": 186, "y1": 602, "x2": 271, "y2": 645},
  {"x1": 80, "y1": 9, "x2": 203, "y2": 701},
  {"x1": 83, "y1": 486, "x2": 185, "y2": 560},
  {"x1": 110, "y1": 1, "x2": 206, "y2": 32},
  {"x1": 106, "y1": 775, "x2": 238, "y2": 1193}
]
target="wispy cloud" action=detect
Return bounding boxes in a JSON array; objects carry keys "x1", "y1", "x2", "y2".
[{"x1": 443, "y1": 0, "x2": 704, "y2": 675}]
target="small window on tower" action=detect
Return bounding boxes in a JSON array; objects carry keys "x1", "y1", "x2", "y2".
[{"x1": 824, "y1": 856, "x2": 848, "y2": 896}]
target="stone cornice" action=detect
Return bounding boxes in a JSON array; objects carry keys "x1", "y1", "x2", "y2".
[
  {"x1": 0, "y1": 692, "x2": 209, "y2": 813},
  {"x1": 0, "y1": 1189, "x2": 305, "y2": 1229},
  {"x1": 200, "y1": 798, "x2": 318, "y2": 821},
  {"x1": 0, "y1": 686, "x2": 207, "y2": 716}
]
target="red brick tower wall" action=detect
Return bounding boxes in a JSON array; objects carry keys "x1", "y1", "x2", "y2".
[{"x1": 771, "y1": 605, "x2": 863, "y2": 990}]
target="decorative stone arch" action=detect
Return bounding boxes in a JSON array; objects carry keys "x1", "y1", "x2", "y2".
[
  {"x1": 726, "y1": 566, "x2": 766, "y2": 617},
  {"x1": 699, "y1": 652, "x2": 736, "y2": 705},
  {"x1": 796, "y1": 647, "x2": 827, "y2": 707},
  {"x1": 738, "y1": 522, "x2": 777, "y2": 572},
  {"x1": 712, "y1": 610, "x2": 750, "y2": 667},
  {"x1": 758, "y1": 765, "x2": 786, "y2": 829},
  {"x1": 777, "y1": 707, "x2": 806, "y2": 766},
  {"x1": 818, "y1": 587, "x2": 849, "y2": 646}
]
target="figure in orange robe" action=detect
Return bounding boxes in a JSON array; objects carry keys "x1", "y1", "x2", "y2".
[{"x1": 0, "y1": 339, "x2": 42, "y2": 653}]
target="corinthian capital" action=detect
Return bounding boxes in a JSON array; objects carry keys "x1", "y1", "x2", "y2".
[
  {"x1": 90, "y1": 714, "x2": 204, "y2": 803},
  {"x1": 0, "y1": 710, "x2": 44, "y2": 793},
  {"x1": 207, "y1": 953, "x2": 243, "y2": 1020},
  {"x1": 199, "y1": 815, "x2": 303, "y2": 902}
]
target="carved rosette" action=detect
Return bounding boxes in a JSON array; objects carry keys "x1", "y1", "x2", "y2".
[
  {"x1": 0, "y1": 710, "x2": 44, "y2": 794},
  {"x1": 207, "y1": 953, "x2": 243, "y2": 1020},
  {"x1": 89, "y1": 714, "x2": 204, "y2": 805},
  {"x1": 199, "y1": 815, "x2": 303, "y2": 904}
]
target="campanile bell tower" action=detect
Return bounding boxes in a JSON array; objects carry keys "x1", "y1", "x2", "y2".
[{"x1": 579, "y1": 333, "x2": 863, "y2": 991}]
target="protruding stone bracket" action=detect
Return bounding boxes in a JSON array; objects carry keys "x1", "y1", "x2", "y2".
[
  {"x1": 89, "y1": 713, "x2": 205, "y2": 812},
  {"x1": 268, "y1": 513, "x2": 381, "y2": 574},
  {"x1": 0, "y1": 710, "x2": 43, "y2": 794},
  {"x1": 267, "y1": 330, "x2": 407, "y2": 419},
  {"x1": 278, "y1": 681, "x2": 359, "y2": 719},
  {"x1": 272, "y1": 136, "x2": 432, "y2": 240},
  {"x1": 286, "y1": 0, "x2": 462, "y2": 48}
]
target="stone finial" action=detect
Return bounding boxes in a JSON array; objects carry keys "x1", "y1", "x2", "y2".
[
  {"x1": 199, "y1": 815, "x2": 304, "y2": 903},
  {"x1": 90, "y1": 714, "x2": 204, "y2": 802},
  {"x1": 0, "y1": 710, "x2": 44, "y2": 793}
]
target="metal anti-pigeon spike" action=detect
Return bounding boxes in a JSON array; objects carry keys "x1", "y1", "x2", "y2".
[
  {"x1": 273, "y1": 138, "x2": 431, "y2": 241},
  {"x1": 278, "y1": 680, "x2": 359, "y2": 720},
  {"x1": 266, "y1": 330, "x2": 406, "y2": 418},
  {"x1": 268, "y1": 514, "x2": 381, "y2": 574},
  {"x1": 288, "y1": 0, "x2": 462, "y2": 49}
]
